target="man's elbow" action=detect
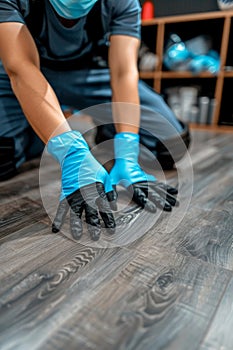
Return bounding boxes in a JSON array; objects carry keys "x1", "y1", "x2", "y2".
[
  {"x1": 112, "y1": 66, "x2": 139, "y2": 84},
  {"x1": 4, "y1": 61, "x2": 21, "y2": 79},
  {"x1": 3, "y1": 55, "x2": 40, "y2": 80}
]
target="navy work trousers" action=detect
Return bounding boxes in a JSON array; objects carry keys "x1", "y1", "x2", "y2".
[{"x1": 0, "y1": 67, "x2": 182, "y2": 169}]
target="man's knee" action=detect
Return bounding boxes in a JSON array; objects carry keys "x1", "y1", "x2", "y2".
[
  {"x1": 155, "y1": 121, "x2": 191, "y2": 169},
  {"x1": 0, "y1": 132, "x2": 44, "y2": 181},
  {"x1": 0, "y1": 137, "x2": 17, "y2": 181}
]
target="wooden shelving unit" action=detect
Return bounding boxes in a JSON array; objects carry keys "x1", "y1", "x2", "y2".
[{"x1": 140, "y1": 10, "x2": 233, "y2": 130}]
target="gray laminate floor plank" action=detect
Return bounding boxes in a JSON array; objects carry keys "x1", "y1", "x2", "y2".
[
  {"x1": 0, "y1": 129, "x2": 232, "y2": 350},
  {"x1": 13, "y1": 247, "x2": 231, "y2": 350},
  {"x1": 200, "y1": 276, "x2": 233, "y2": 350}
]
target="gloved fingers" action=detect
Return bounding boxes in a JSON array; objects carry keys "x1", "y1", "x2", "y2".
[
  {"x1": 149, "y1": 182, "x2": 179, "y2": 207},
  {"x1": 96, "y1": 195, "x2": 116, "y2": 234},
  {"x1": 54, "y1": 183, "x2": 117, "y2": 241},
  {"x1": 132, "y1": 184, "x2": 157, "y2": 213},
  {"x1": 96, "y1": 181, "x2": 117, "y2": 213},
  {"x1": 99, "y1": 211, "x2": 116, "y2": 234},
  {"x1": 69, "y1": 185, "x2": 101, "y2": 241},
  {"x1": 95, "y1": 183, "x2": 116, "y2": 233},
  {"x1": 84, "y1": 204, "x2": 101, "y2": 241},
  {"x1": 52, "y1": 199, "x2": 70, "y2": 233},
  {"x1": 70, "y1": 207, "x2": 83, "y2": 240},
  {"x1": 69, "y1": 196, "x2": 84, "y2": 240},
  {"x1": 165, "y1": 192, "x2": 178, "y2": 207},
  {"x1": 155, "y1": 182, "x2": 178, "y2": 195},
  {"x1": 132, "y1": 182, "x2": 177, "y2": 212},
  {"x1": 160, "y1": 190, "x2": 178, "y2": 207},
  {"x1": 106, "y1": 187, "x2": 118, "y2": 211},
  {"x1": 148, "y1": 188, "x2": 173, "y2": 211}
]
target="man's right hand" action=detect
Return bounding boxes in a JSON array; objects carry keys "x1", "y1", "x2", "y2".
[{"x1": 47, "y1": 131, "x2": 116, "y2": 241}]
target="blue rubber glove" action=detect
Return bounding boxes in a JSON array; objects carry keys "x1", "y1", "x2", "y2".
[
  {"x1": 47, "y1": 130, "x2": 116, "y2": 241},
  {"x1": 110, "y1": 132, "x2": 178, "y2": 212}
]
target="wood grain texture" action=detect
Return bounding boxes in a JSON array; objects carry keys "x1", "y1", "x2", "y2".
[
  {"x1": 200, "y1": 276, "x2": 233, "y2": 350},
  {"x1": 26, "y1": 249, "x2": 231, "y2": 350},
  {"x1": 128, "y1": 206, "x2": 233, "y2": 271},
  {"x1": 0, "y1": 129, "x2": 232, "y2": 350}
]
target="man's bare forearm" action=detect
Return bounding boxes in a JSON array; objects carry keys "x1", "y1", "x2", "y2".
[
  {"x1": 111, "y1": 70, "x2": 140, "y2": 134},
  {"x1": 0, "y1": 22, "x2": 70, "y2": 144},
  {"x1": 9, "y1": 64, "x2": 70, "y2": 143},
  {"x1": 109, "y1": 35, "x2": 140, "y2": 134}
]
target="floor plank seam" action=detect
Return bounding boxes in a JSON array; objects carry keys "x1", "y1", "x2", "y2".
[{"x1": 198, "y1": 272, "x2": 233, "y2": 349}]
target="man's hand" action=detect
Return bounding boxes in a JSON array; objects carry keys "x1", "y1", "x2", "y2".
[
  {"x1": 131, "y1": 181, "x2": 178, "y2": 213},
  {"x1": 47, "y1": 131, "x2": 116, "y2": 241},
  {"x1": 52, "y1": 183, "x2": 116, "y2": 241},
  {"x1": 110, "y1": 132, "x2": 178, "y2": 212}
]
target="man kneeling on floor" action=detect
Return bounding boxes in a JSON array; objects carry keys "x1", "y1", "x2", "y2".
[{"x1": 0, "y1": 0, "x2": 190, "y2": 240}]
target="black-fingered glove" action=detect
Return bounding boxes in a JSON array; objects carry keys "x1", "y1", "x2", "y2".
[
  {"x1": 131, "y1": 182, "x2": 178, "y2": 213},
  {"x1": 110, "y1": 132, "x2": 179, "y2": 213},
  {"x1": 47, "y1": 131, "x2": 117, "y2": 241},
  {"x1": 52, "y1": 183, "x2": 116, "y2": 241}
]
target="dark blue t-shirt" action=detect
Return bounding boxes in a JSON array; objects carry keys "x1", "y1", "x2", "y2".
[{"x1": 0, "y1": 0, "x2": 141, "y2": 69}]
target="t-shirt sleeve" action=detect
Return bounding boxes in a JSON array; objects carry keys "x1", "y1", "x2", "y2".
[
  {"x1": 0, "y1": 0, "x2": 26, "y2": 24},
  {"x1": 109, "y1": 0, "x2": 141, "y2": 39}
]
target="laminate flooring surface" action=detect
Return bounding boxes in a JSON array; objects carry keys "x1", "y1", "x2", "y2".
[{"x1": 0, "y1": 129, "x2": 232, "y2": 350}]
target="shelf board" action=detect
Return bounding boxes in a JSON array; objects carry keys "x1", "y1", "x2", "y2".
[
  {"x1": 162, "y1": 71, "x2": 218, "y2": 79},
  {"x1": 139, "y1": 71, "x2": 218, "y2": 79},
  {"x1": 142, "y1": 10, "x2": 233, "y2": 26},
  {"x1": 223, "y1": 71, "x2": 233, "y2": 77},
  {"x1": 139, "y1": 71, "x2": 159, "y2": 79}
]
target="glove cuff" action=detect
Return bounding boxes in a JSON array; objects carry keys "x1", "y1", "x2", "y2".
[
  {"x1": 47, "y1": 130, "x2": 88, "y2": 164},
  {"x1": 115, "y1": 132, "x2": 139, "y2": 141},
  {"x1": 111, "y1": 132, "x2": 156, "y2": 186},
  {"x1": 114, "y1": 132, "x2": 140, "y2": 162}
]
